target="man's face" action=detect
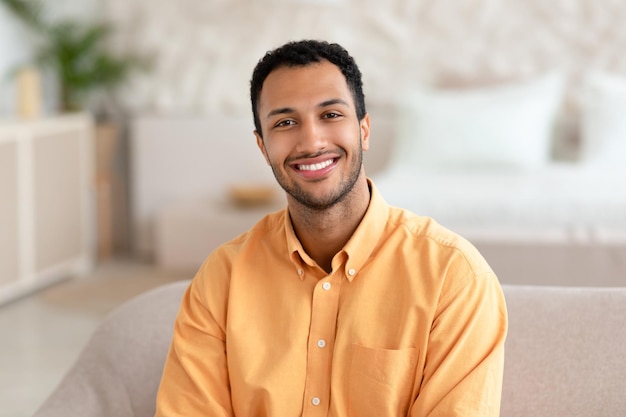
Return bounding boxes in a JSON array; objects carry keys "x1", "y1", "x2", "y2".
[{"x1": 255, "y1": 60, "x2": 370, "y2": 210}]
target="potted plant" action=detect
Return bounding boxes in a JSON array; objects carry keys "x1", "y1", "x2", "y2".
[{"x1": 1, "y1": 0, "x2": 147, "y2": 115}]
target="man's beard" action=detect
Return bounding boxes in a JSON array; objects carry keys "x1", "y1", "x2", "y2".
[{"x1": 269, "y1": 141, "x2": 363, "y2": 211}]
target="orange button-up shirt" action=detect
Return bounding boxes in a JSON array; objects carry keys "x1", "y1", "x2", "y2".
[{"x1": 156, "y1": 181, "x2": 507, "y2": 417}]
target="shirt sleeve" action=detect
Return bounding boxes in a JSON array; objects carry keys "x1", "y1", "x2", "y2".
[
  {"x1": 411, "y1": 270, "x2": 508, "y2": 417},
  {"x1": 155, "y1": 269, "x2": 234, "y2": 417}
]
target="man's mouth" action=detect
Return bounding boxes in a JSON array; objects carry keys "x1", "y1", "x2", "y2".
[{"x1": 297, "y1": 159, "x2": 335, "y2": 172}]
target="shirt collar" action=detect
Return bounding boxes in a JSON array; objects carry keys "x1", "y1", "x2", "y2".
[
  {"x1": 285, "y1": 210, "x2": 316, "y2": 276},
  {"x1": 341, "y1": 179, "x2": 388, "y2": 281},
  {"x1": 285, "y1": 178, "x2": 389, "y2": 281}
]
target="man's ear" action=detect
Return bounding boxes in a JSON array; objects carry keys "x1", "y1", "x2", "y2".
[
  {"x1": 360, "y1": 113, "x2": 371, "y2": 151},
  {"x1": 255, "y1": 131, "x2": 271, "y2": 165}
]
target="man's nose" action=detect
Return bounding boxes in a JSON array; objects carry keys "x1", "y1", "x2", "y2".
[{"x1": 296, "y1": 120, "x2": 327, "y2": 154}]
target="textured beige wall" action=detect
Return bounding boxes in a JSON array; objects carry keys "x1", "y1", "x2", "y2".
[{"x1": 104, "y1": 0, "x2": 626, "y2": 115}]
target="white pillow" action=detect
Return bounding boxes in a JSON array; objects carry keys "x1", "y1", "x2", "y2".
[
  {"x1": 391, "y1": 73, "x2": 565, "y2": 172},
  {"x1": 580, "y1": 71, "x2": 626, "y2": 168}
]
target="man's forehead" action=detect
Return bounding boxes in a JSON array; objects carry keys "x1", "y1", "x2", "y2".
[{"x1": 259, "y1": 61, "x2": 351, "y2": 104}]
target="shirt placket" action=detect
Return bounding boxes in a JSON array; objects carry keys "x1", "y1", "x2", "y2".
[{"x1": 301, "y1": 270, "x2": 343, "y2": 417}]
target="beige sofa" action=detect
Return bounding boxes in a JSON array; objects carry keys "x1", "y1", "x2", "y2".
[{"x1": 32, "y1": 281, "x2": 626, "y2": 417}]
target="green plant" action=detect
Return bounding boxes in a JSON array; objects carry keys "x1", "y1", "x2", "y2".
[{"x1": 1, "y1": 0, "x2": 146, "y2": 112}]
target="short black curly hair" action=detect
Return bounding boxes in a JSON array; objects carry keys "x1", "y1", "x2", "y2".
[{"x1": 250, "y1": 40, "x2": 366, "y2": 138}]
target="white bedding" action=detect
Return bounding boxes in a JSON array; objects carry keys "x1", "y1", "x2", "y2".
[
  {"x1": 375, "y1": 70, "x2": 626, "y2": 244},
  {"x1": 373, "y1": 164, "x2": 626, "y2": 244}
]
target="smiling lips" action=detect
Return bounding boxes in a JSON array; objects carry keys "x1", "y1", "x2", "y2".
[{"x1": 297, "y1": 159, "x2": 335, "y2": 171}]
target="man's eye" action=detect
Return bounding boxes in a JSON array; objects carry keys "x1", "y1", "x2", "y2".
[
  {"x1": 323, "y1": 112, "x2": 340, "y2": 119},
  {"x1": 275, "y1": 120, "x2": 295, "y2": 127}
]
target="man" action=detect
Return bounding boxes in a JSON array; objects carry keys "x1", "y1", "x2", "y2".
[{"x1": 155, "y1": 40, "x2": 507, "y2": 417}]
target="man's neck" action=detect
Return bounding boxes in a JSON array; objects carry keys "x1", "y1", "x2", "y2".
[{"x1": 287, "y1": 176, "x2": 371, "y2": 273}]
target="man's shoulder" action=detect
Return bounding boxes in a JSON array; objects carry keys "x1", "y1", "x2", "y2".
[
  {"x1": 385, "y1": 205, "x2": 462, "y2": 246},
  {"x1": 210, "y1": 208, "x2": 287, "y2": 258},
  {"x1": 385, "y1": 205, "x2": 493, "y2": 276},
  {"x1": 193, "y1": 208, "x2": 287, "y2": 283}
]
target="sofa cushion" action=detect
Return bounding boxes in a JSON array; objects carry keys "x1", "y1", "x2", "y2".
[
  {"x1": 501, "y1": 284, "x2": 626, "y2": 417},
  {"x1": 32, "y1": 280, "x2": 191, "y2": 417},
  {"x1": 33, "y1": 281, "x2": 626, "y2": 417}
]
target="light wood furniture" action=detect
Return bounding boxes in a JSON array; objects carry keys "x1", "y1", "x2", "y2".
[
  {"x1": 0, "y1": 113, "x2": 95, "y2": 305},
  {"x1": 95, "y1": 122, "x2": 127, "y2": 260}
]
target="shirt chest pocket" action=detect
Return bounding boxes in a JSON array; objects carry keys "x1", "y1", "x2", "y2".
[{"x1": 348, "y1": 344, "x2": 418, "y2": 417}]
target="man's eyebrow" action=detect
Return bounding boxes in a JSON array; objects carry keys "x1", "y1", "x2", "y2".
[
  {"x1": 319, "y1": 98, "x2": 350, "y2": 108},
  {"x1": 266, "y1": 107, "x2": 294, "y2": 119},
  {"x1": 265, "y1": 99, "x2": 350, "y2": 119}
]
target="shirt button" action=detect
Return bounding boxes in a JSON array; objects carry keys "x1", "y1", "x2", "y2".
[
  {"x1": 312, "y1": 397, "x2": 321, "y2": 406},
  {"x1": 348, "y1": 268, "x2": 356, "y2": 276},
  {"x1": 317, "y1": 339, "x2": 326, "y2": 348},
  {"x1": 322, "y1": 282, "x2": 331, "y2": 291}
]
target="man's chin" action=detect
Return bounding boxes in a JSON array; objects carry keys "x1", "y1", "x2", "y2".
[
  {"x1": 288, "y1": 190, "x2": 346, "y2": 211},
  {"x1": 277, "y1": 174, "x2": 355, "y2": 210}
]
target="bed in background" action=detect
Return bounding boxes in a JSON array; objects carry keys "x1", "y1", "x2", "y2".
[
  {"x1": 371, "y1": 70, "x2": 626, "y2": 285},
  {"x1": 374, "y1": 70, "x2": 626, "y2": 242}
]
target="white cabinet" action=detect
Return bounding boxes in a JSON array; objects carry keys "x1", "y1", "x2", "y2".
[{"x1": 0, "y1": 114, "x2": 95, "y2": 305}]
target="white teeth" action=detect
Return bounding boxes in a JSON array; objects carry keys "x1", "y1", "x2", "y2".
[{"x1": 298, "y1": 159, "x2": 333, "y2": 171}]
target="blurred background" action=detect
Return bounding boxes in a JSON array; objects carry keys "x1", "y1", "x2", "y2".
[{"x1": 1, "y1": 0, "x2": 626, "y2": 415}]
